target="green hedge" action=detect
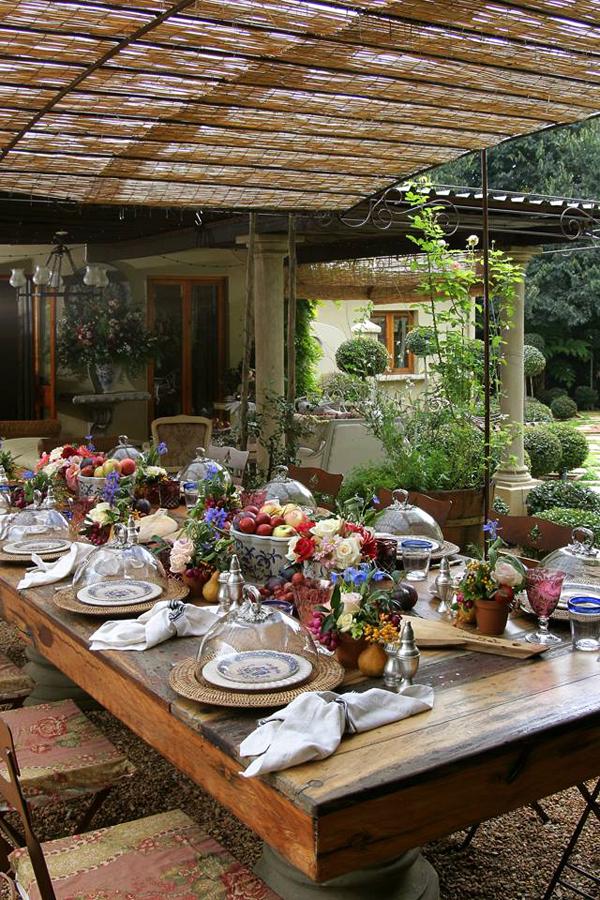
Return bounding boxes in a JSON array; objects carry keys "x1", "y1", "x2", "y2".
[
  {"x1": 526, "y1": 480, "x2": 600, "y2": 515},
  {"x1": 536, "y1": 507, "x2": 600, "y2": 545}
]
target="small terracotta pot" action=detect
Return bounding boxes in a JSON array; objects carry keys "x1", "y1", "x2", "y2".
[
  {"x1": 335, "y1": 634, "x2": 368, "y2": 670},
  {"x1": 475, "y1": 598, "x2": 510, "y2": 636}
]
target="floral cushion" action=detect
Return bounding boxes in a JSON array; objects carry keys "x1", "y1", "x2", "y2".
[
  {"x1": 0, "y1": 700, "x2": 134, "y2": 807},
  {"x1": 10, "y1": 808, "x2": 280, "y2": 899},
  {"x1": 0, "y1": 652, "x2": 33, "y2": 702}
]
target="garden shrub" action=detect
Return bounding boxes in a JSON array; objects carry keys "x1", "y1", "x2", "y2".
[
  {"x1": 335, "y1": 337, "x2": 389, "y2": 379},
  {"x1": 537, "y1": 387, "x2": 567, "y2": 406},
  {"x1": 405, "y1": 326, "x2": 436, "y2": 357},
  {"x1": 524, "y1": 332, "x2": 546, "y2": 352},
  {"x1": 338, "y1": 461, "x2": 402, "y2": 504},
  {"x1": 551, "y1": 394, "x2": 578, "y2": 420},
  {"x1": 574, "y1": 385, "x2": 598, "y2": 411},
  {"x1": 320, "y1": 372, "x2": 372, "y2": 405},
  {"x1": 551, "y1": 423, "x2": 589, "y2": 474},
  {"x1": 524, "y1": 398, "x2": 553, "y2": 423},
  {"x1": 523, "y1": 344, "x2": 546, "y2": 377},
  {"x1": 492, "y1": 497, "x2": 510, "y2": 516},
  {"x1": 536, "y1": 507, "x2": 600, "y2": 545},
  {"x1": 526, "y1": 480, "x2": 600, "y2": 516},
  {"x1": 523, "y1": 425, "x2": 562, "y2": 478}
]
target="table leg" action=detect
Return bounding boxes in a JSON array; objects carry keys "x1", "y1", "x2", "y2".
[{"x1": 254, "y1": 843, "x2": 439, "y2": 899}]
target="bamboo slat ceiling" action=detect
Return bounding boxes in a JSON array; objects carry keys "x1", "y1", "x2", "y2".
[{"x1": 0, "y1": 1, "x2": 599, "y2": 210}]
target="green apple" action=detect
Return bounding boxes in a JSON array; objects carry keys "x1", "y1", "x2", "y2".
[
  {"x1": 93, "y1": 466, "x2": 105, "y2": 478},
  {"x1": 102, "y1": 459, "x2": 120, "y2": 475},
  {"x1": 273, "y1": 524, "x2": 296, "y2": 538}
]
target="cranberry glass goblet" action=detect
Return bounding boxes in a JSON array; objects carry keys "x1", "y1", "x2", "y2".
[{"x1": 525, "y1": 567, "x2": 566, "y2": 644}]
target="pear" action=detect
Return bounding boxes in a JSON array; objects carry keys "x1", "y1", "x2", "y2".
[{"x1": 202, "y1": 570, "x2": 220, "y2": 603}]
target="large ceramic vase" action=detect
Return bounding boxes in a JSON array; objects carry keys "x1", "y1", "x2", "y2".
[
  {"x1": 475, "y1": 598, "x2": 510, "y2": 635},
  {"x1": 89, "y1": 362, "x2": 122, "y2": 394},
  {"x1": 335, "y1": 634, "x2": 368, "y2": 670}
]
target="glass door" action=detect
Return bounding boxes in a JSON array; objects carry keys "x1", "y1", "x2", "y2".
[
  {"x1": 32, "y1": 287, "x2": 57, "y2": 419},
  {"x1": 148, "y1": 277, "x2": 227, "y2": 420}
]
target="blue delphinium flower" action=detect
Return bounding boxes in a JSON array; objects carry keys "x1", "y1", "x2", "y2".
[
  {"x1": 204, "y1": 462, "x2": 219, "y2": 479},
  {"x1": 157, "y1": 441, "x2": 168, "y2": 456},
  {"x1": 84, "y1": 434, "x2": 95, "y2": 452},
  {"x1": 204, "y1": 507, "x2": 228, "y2": 529},
  {"x1": 102, "y1": 470, "x2": 120, "y2": 504},
  {"x1": 483, "y1": 519, "x2": 501, "y2": 540},
  {"x1": 371, "y1": 495, "x2": 380, "y2": 505},
  {"x1": 330, "y1": 571, "x2": 339, "y2": 584},
  {"x1": 372, "y1": 569, "x2": 388, "y2": 581},
  {"x1": 22, "y1": 470, "x2": 35, "y2": 481}
]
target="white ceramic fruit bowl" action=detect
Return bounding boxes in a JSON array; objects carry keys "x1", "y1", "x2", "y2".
[
  {"x1": 77, "y1": 473, "x2": 106, "y2": 499},
  {"x1": 230, "y1": 528, "x2": 292, "y2": 582}
]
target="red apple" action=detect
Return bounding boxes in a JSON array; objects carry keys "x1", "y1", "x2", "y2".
[
  {"x1": 120, "y1": 458, "x2": 136, "y2": 476},
  {"x1": 254, "y1": 513, "x2": 271, "y2": 527},
  {"x1": 92, "y1": 455, "x2": 105, "y2": 468},
  {"x1": 283, "y1": 508, "x2": 305, "y2": 529},
  {"x1": 245, "y1": 505, "x2": 260, "y2": 516},
  {"x1": 256, "y1": 523, "x2": 273, "y2": 536},
  {"x1": 270, "y1": 515, "x2": 285, "y2": 528},
  {"x1": 238, "y1": 516, "x2": 257, "y2": 534}
]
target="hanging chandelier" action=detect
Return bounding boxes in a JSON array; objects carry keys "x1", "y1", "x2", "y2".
[{"x1": 8, "y1": 230, "x2": 109, "y2": 295}]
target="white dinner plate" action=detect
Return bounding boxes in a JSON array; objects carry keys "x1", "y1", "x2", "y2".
[
  {"x1": 202, "y1": 651, "x2": 313, "y2": 692},
  {"x1": 77, "y1": 579, "x2": 163, "y2": 607},
  {"x1": 3, "y1": 539, "x2": 71, "y2": 556}
]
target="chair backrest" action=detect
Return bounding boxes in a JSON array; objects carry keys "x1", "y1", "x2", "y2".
[
  {"x1": 376, "y1": 488, "x2": 453, "y2": 527},
  {"x1": 287, "y1": 465, "x2": 343, "y2": 511},
  {"x1": 0, "y1": 719, "x2": 56, "y2": 899},
  {"x1": 150, "y1": 416, "x2": 213, "y2": 472},
  {"x1": 496, "y1": 514, "x2": 572, "y2": 554},
  {"x1": 207, "y1": 445, "x2": 249, "y2": 486}
]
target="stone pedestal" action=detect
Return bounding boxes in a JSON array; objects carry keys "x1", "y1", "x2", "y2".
[
  {"x1": 493, "y1": 246, "x2": 538, "y2": 515},
  {"x1": 23, "y1": 646, "x2": 99, "y2": 710},
  {"x1": 254, "y1": 844, "x2": 439, "y2": 900}
]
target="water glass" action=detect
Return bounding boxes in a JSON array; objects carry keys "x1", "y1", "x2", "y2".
[
  {"x1": 567, "y1": 596, "x2": 600, "y2": 652},
  {"x1": 401, "y1": 540, "x2": 432, "y2": 582},
  {"x1": 525, "y1": 567, "x2": 566, "y2": 644},
  {"x1": 182, "y1": 481, "x2": 199, "y2": 509}
]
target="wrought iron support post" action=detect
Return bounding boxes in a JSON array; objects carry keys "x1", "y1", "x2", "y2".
[{"x1": 481, "y1": 149, "x2": 492, "y2": 553}]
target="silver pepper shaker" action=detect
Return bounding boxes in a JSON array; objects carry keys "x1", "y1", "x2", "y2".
[
  {"x1": 216, "y1": 571, "x2": 231, "y2": 615},
  {"x1": 227, "y1": 554, "x2": 245, "y2": 610},
  {"x1": 397, "y1": 621, "x2": 420, "y2": 686},
  {"x1": 125, "y1": 514, "x2": 139, "y2": 545},
  {"x1": 383, "y1": 642, "x2": 403, "y2": 691},
  {"x1": 434, "y1": 556, "x2": 453, "y2": 615}
]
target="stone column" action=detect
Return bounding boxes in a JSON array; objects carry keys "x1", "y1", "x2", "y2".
[
  {"x1": 493, "y1": 246, "x2": 538, "y2": 514},
  {"x1": 238, "y1": 234, "x2": 288, "y2": 474}
]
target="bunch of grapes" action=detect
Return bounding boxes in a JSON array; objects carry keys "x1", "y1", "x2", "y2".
[
  {"x1": 10, "y1": 487, "x2": 26, "y2": 510},
  {"x1": 87, "y1": 523, "x2": 111, "y2": 546},
  {"x1": 307, "y1": 609, "x2": 339, "y2": 651},
  {"x1": 184, "y1": 562, "x2": 214, "y2": 585}
]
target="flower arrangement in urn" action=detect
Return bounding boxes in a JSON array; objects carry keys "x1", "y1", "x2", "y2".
[
  {"x1": 287, "y1": 516, "x2": 377, "y2": 575},
  {"x1": 309, "y1": 564, "x2": 401, "y2": 672},
  {"x1": 134, "y1": 441, "x2": 179, "y2": 507},
  {"x1": 453, "y1": 521, "x2": 526, "y2": 634}
]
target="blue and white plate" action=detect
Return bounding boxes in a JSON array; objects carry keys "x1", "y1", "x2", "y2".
[
  {"x1": 202, "y1": 651, "x2": 313, "y2": 692},
  {"x1": 77, "y1": 579, "x2": 163, "y2": 607},
  {"x1": 4, "y1": 539, "x2": 71, "y2": 556}
]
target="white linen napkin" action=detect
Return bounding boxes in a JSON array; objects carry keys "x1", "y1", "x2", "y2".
[
  {"x1": 239, "y1": 685, "x2": 434, "y2": 777},
  {"x1": 89, "y1": 600, "x2": 218, "y2": 652},
  {"x1": 136, "y1": 509, "x2": 179, "y2": 543},
  {"x1": 17, "y1": 542, "x2": 93, "y2": 590}
]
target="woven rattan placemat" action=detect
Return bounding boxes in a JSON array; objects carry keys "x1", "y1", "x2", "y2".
[{"x1": 53, "y1": 578, "x2": 189, "y2": 617}]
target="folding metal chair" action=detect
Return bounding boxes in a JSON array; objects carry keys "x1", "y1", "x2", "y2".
[{"x1": 543, "y1": 779, "x2": 600, "y2": 900}]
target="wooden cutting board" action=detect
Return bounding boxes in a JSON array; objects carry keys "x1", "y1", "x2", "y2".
[{"x1": 405, "y1": 615, "x2": 549, "y2": 658}]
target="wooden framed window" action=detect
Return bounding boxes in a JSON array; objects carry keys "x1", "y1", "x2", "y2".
[{"x1": 371, "y1": 311, "x2": 414, "y2": 373}]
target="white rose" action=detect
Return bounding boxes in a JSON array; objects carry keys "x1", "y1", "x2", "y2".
[
  {"x1": 333, "y1": 536, "x2": 362, "y2": 568},
  {"x1": 336, "y1": 611, "x2": 354, "y2": 633},
  {"x1": 492, "y1": 559, "x2": 523, "y2": 587},
  {"x1": 312, "y1": 518, "x2": 342, "y2": 539},
  {"x1": 88, "y1": 502, "x2": 112, "y2": 526},
  {"x1": 49, "y1": 447, "x2": 63, "y2": 462},
  {"x1": 341, "y1": 592, "x2": 362, "y2": 614},
  {"x1": 169, "y1": 537, "x2": 194, "y2": 574},
  {"x1": 145, "y1": 465, "x2": 167, "y2": 479},
  {"x1": 286, "y1": 535, "x2": 301, "y2": 562}
]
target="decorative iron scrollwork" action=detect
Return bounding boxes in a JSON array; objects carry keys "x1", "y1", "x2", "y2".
[
  {"x1": 312, "y1": 187, "x2": 460, "y2": 235},
  {"x1": 560, "y1": 205, "x2": 600, "y2": 243}
]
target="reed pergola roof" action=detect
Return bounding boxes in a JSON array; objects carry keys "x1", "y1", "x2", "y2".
[{"x1": 0, "y1": 0, "x2": 599, "y2": 210}]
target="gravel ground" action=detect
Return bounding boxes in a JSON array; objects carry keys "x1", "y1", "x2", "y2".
[{"x1": 0, "y1": 622, "x2": 597, "y2": 899}]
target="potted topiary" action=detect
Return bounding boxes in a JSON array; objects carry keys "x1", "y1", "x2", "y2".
[{"x1": 335, "y1": 336, "x2": 389, "y2": 380}]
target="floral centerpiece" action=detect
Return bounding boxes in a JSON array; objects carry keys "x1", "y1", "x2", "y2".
[
  {"x1": 169, "y1": 511, "x2": 233, "y2": 600},
  {"x1": 453, "y1": 521, "x2": 526, "y2": 634},
  {"x1": 308, "y1": 563, "x2": 401, "y2": 670},
  {"x1": 287, "y1": 516, "x2": 377, "y2": 576},
  {"x1": 79, "y1": 471, "x2": 134, "y2": 545},
  {"x1": 193, "y1": 464, "x2": 240, "y2": 522},
  {"x1": 134, "y1": 441, "x2": 178, "y2": 507}
]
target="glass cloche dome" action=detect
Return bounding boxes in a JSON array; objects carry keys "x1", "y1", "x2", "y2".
[
  {"x1": 3, "y1": 486, "x2": 70, "y2": 543},
  {"x1": 195, "y1": 585, "x2": 318, "y2": 689},
  {"x1": 373, "y1": 489, "x2": 444, "y2": 543},
  {"x1": 73, "y1": 517, "x2": 168, "y2": 595},
  {"x1": 541, "y1": 527, "x2": 600, "y2": 584},
  {"x1": 109, "y1": 434, "x2": 143, "y2": 461},
  {"x1": 261, "y1": 465, "x2": 316, "y2": 509},
  {"x1": 178, "y1": 447, "x2": 231, "y2": 487}
]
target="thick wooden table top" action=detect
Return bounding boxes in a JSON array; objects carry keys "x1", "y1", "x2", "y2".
[{"x1": 0, "y1": 564, "x2": 598, "y2": 882}]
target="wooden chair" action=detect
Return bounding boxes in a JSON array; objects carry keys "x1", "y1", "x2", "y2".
[
  {"x1": 0, "y1": 654, "x2": 33, "y2": 709},
  {"x1": 150, "y1": 415, "x2": 213, "y2": 473},
  {"x1": 0, "y1": 699, "x2": 134, "y2": 847},
  {"x1": 0, "y1": 718, "x2": 279, "y2": 900},
  {"x1": 207, "y1": 444, "x2": 249, "y2": 486},
  {"x1": 495, "y1": 514, "x2": 572, "y2": 554},
  {"x1": 377, "y1": 489, "x2": 453, "y2": 527},
  {"x1": 287, "y1": 465, "x2": 343, "y2": 511}
]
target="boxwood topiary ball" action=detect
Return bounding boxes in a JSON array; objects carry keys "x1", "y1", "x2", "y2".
[
  {"x1": 551, "y1": 394, "x2": 578, "y2": 420},
  {"x1": 335, "y1": 336, "x2": 389, "y2": 379}
]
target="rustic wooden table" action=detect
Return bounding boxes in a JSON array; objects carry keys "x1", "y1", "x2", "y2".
[{"x1": 0, "y1": 565, "x2": 598, "y2": 883}]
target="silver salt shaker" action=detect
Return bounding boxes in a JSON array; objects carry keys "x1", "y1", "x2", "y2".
[
  {"x1": 227, "y1": 554, "x2": 245, "y2": 610},
  {"x1": 383, "y1": 642, "x2": 402, "y2": 691},
  {"x1": 398, "y1": 621, "x2": 420, "y2": 686},
  {"x1": 433, "y1": 556, "x2": 453, "y2": 615},
  {"x1": 216, "y1": 571, "x2": 231, "y2": 616}
]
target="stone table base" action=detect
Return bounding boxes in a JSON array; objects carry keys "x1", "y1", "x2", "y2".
[
  {"x1": 254, "y1": 844, "x2": 439, "y2": 900},
  {"x1": 23, "y1": 646, "x2": 99, "y2": 710}
]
